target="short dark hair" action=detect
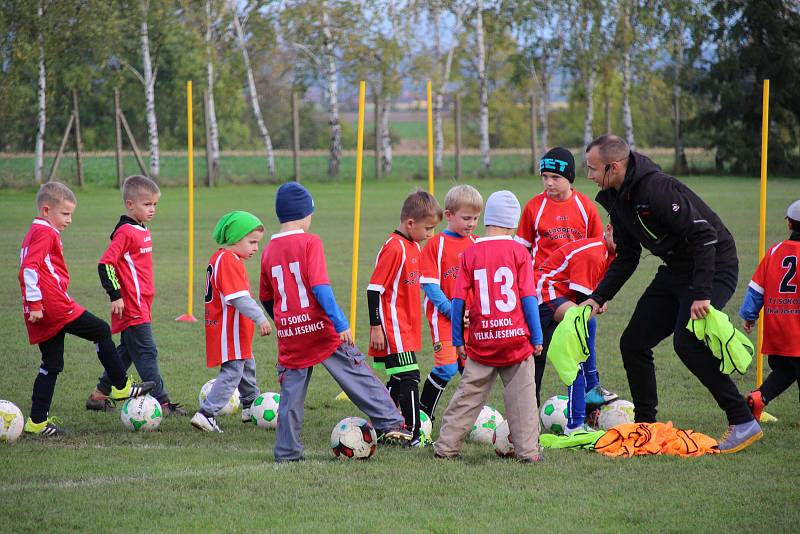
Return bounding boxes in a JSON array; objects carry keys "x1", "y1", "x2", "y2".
[
  {"x1": 586, "y1": 134, "x2": 631, "y2": 164},
  {"x1": 789, "y1": 217, "x2": 799, "y2": 231},
  {"x1": 400, "y1": 190, "x2": 443, "y2": 222}
]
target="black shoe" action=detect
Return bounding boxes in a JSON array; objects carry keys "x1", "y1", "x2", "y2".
[
  {"x1": 275, "y1": 457, "x2": 305, "y2": 464},
  {"x1": 161, "y1": 402, "x2": 188, "y2": 416}
]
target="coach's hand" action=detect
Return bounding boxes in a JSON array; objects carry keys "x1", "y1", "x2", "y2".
[
  {"x1": 111, "y1": 298, "x2": 124, "y2": 317},
  {"x1": 339, "y1": 328, "x2": 354, "y2": 346},
  {"x1": 533, "y1": 344, "x2": 543, "y2": 357},
  {"x1": 583, "y1": 298, "x2": 605, "y2": 316},
  {"x1": 28, "y1": 310, "x2": 43, "y2": 323},
  {"x1": 742, "y1": 319, "x2": 756, "y2": 334},
  {"x1": 456, "y1": 345, "x2": 467, "y2": 362},
  {"x1": 369, "y1": 325, "x2": 385, "y2": 352},
  {"x1": 690, "y1": 299, "x2": 711, "y2": 320},
  {"x1": 258, "y1": 320, "x2": 272, "y2": 336}
]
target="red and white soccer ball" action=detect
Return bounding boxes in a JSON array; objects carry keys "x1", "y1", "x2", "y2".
[
  {"x1": 493, "y1": 420, "x2": 515, "y2": 458},
  {"x1": 198, "y1": 378, "x2": 240, "y2": 415},
  {"x1": 330, "y1": 417, "x2": 378, "y2": 460},
  {"x1": 0, "y1": 400, "x2": 24, "y2": 444}
]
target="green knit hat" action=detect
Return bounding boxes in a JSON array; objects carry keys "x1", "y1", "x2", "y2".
[{"x1": 213, "y1": 211, "x2": 264, "y2": 245}]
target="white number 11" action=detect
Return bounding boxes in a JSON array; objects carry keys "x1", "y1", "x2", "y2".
[{"x1": 271, "y1": 262, "x2": 310, "y2": 311}]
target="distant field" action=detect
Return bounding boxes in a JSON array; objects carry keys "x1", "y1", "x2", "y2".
[{"x1": 0, "y1": 173, "x2": 798, "y2": 532}]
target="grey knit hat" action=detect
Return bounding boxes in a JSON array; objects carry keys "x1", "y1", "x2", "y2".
[{"x1": 484, "y1": 190, "x2": 521, "y2": 229}]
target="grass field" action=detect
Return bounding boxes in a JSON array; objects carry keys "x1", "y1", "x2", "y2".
[{"x1": 1, "y1": 171, "x2": 798, "y2": 533}]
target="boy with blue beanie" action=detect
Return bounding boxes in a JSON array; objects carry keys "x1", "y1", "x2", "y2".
[{"x1": 260, "y1": 183, "x2": 411, "y2": 462}]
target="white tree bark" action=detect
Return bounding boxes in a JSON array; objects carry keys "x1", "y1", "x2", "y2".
[
  {"x1": 206, "y1": 0, "x2": 220, "y2": 176},
  {"x1": 231, "y1": 2, "x2": 275, "y2": 176},
  {"x1": 539, "y1": 70, "x2": 549, "y2": 150},
  {"x1": 380, "y1": 93, "x2": 392, "y2": 172},
  {"x1": 322, "y1": 1, "x2": 341, "y2": 177},
  {"x1": 622, "y1": 49, "x2": 635, "y2": 151},
  {"x1": 432, "y1": 5, "x2": 462, "y2": 174},
  {"x1": 584, "y1": 69, "x2": 595, "y2": 149},
  {"x1": 476, "y1": 2, "x2": 490, "y2": 170},
  {"x1": 34, "y1": 1, "x2": 45, "y2": 183},
  {"x1": 140, "y1": 2, "x2": 160, "y2": 178},
  {"x1": 672, "y1": 21, "x2": 686, "y2": 174}
]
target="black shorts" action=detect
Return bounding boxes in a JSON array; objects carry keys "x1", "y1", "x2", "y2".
[{"x1": 372, "y1": 351, "x2": 419, "y2": 376}]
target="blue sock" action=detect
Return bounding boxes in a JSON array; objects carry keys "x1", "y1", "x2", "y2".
[
  {"x1": 584, "y1": 316, "x2": 600, "y2": 391},
  {"x1": 567, "y1": 363, "x2": 587, "y2": 428}
]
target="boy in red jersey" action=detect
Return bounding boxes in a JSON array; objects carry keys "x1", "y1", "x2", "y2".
[
  {"x1": 191, "y1": 211, "x2": 272, "y2": 433},
  {"x1": 261, "y1": 183, "x2": 410, "y2": 462},
  {"x1": 19, "y1": 182, "x2": 154, "y2": 436},
  {"x1": 536, "y1": 224, "x2": 618, "y2": 433},
  {"x1": 419, "y1": 185, "x2": 482, "y2": 422},
  {"x1": 368, "y1": 190, "x2": 443, "y2": 446},
  {"x1": 434, "y1": 191, "x2": 544, "y2": 463},
  {"x1": 87, "y1": 175, "x2": 184, "y2": 416},
  {"x1": 740, "y1": 200, "x2": 800, "y2": 420}
]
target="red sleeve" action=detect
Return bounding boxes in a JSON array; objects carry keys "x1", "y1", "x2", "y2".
[
  {"x1": 750, "y1": 252, "x2": 770, "y2": 293},
  {"x1": 586, "y1": 200, "x2": 604, "y2": 239},
  {"x1": 515, "y1": 199, "x2": 536, "y2": 248},
  {"x1": 19, "y1": 229, "x2": 53, "y2": 308},
  {"x1": 259, "y1": 249, "x2": 273, "y2": 301},
  {"x1": 567, "y1": 250, "x2": 605, "y2": 296},
  {"x1": 99, "y1": 229, "x2": 129, "y2": 265},
  {"x1": 216, "y1": 253, "x2": 251, "y2": 302},
  {"x1": 306, "y1": 236, "x2": 331, "y2": 288},
  {"x1": 453, "y1": 252, "x2": 472, "y2": 301},
  {"x1": 420, "y1": 236, "x2": 441, "y2": 284},
  {"x1": 368, "y1": 239, "x2": 403, "y2": 293},
  {"x1": 516, "y1": 247, "x2": 536, "y2": 298}
]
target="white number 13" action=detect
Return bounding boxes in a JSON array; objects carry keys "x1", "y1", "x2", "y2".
[
  {"x1": 271, "y1": 262, "x2": 310, "y2": 312},
  {"x1": 474, "y1": 267, "x2": 517, "y2": 314}
]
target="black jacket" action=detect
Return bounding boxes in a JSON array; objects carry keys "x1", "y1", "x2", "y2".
[{"x1": 591, "y1": 152, "x2": 737, "y2": 304}]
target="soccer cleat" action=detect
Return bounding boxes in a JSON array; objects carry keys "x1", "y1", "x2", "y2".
[
  {"x1": 715, "y1": 419, "x2": 763, "y2": 454},
  {"x1": 564, "y1": 423, "x2": 598, "y2": 436},
  {"x1": 24, "y1": 417, "x2": 66, "y2": 437},
  {"x1": 85, "y1": 390, "x2": 116, "y2": 412},
  {"x1": 433, "y1": 451, "x2": 463, "y2": 461},
  {"x1": 517, "y1": 454, "x2": 545, "y2": 464},
  {"x1": 241, "y1": 406, "x2": 252, "y2": 423},
  {"x1": 108, "y1": 378, "x2": 156, "y2": 401},
  {"x1": 585, "y1": 385, "x2": 618, "y2": 406},
  {"x1": 275, "y1": 457, "x2": 305, "y2": 464},
  {"x1": 404, "y1": 436, "x2": 432, "y2": 448},
  {"x1": 161, "y1": 402, "x2": 187, "y2": 417},
  {"x1": 377, "y1": 427, "x2": 413, "y2": 444},
  {"x1": 190, "y1": 411, "x2": 223, "y2": 433},
  {"x1": 746, "y1": 390, "x2": 766, "y2": 422}
]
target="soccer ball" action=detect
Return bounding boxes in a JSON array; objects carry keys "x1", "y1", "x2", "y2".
[
  {"x1": 467, "y1": 405, "x2": 504, "y2": 445},
  {"x1": 493, "y1": 420, "x2": 515, "y2": 457},
  {"x1": 419, "y1": 411, "x2": 433, "y2": 442},
  {"x1": 598, "y1": 399, "x2": 635, "y2": 430},
  {"x1": 0, "y1": 400, "x2": 24, "y2": 444},
  {"x1": 198, "y1": 378, "x2": 241, "y2": 415},
  {"x1": 540, "y1": 395, "x2": 569, "y2": 434},
  {"x1": 120, "y1": 395, "x2": 162, "y2": 432},
  {"x1": 330, "y1": 417, "x2": 378, "y2": 460},
  {"x1": 250, "y1": 392, "x2": 280, "y2": 429}
]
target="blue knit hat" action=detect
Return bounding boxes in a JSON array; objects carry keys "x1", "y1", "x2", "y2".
[{"x1": 276, "y1": 182, "x2": 315, "y2": 223}]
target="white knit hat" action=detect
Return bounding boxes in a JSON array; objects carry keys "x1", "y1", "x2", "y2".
[
  {"x1": 484, "y1": 190, "x2": 521, "y2": 229},
  {"x1": 787, "y1": 199, "x2": 800, "y2": 221}
]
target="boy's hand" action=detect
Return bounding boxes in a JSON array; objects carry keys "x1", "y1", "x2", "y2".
[
  {"x1": 369, "y1": 325, "x2": 385, "y2": 351},
  {"x1": 339, "y1": 329, "x2": 354, "y2": 346},
  {"x1": 111, "y1": 298, "x2": 124, "y2": 317},
  {"x1": 456, "y1": 345, "x2": 467, "y2": 363},
  {"x1": 533, "y1": 344, "x2": 543, "y2": 357},
  {"x1": 258, "y1": 321, "x2": 272, "y2": 336},
  {"x1": 28, "y1": 310, "x2": 43, "y2": 323},
  {"x1": 463, "y1": 309, "x2": 470, "y2": 329},
  {"x1": 583, "y1": 298, "x2": 606, "y2": 316},
  {"x1": 742, "y1": 319, "x2": 756, "y2": 334}
]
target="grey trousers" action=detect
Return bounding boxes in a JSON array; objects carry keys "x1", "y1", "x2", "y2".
[
  {"x1": 274, "y1": 343, "x2": 405, "y2": 461},
  {"x1": 201, "y1": 358, "x2": 260, "y2": 416}
]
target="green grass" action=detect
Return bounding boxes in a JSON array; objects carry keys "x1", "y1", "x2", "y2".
[{"x1": 1, "y1": 173, "x2": 799, "y2": 533}]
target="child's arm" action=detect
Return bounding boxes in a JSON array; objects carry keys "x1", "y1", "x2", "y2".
[
  {"x1": 230, "y1": 295, "x2": 271, "y2": 336},
  {"x1": 521, "y1": 296, "x2": 543, "y2": 356},
  {"x1": 311, "y1": 284, "x2": 352, "y2": 343},
  {"x1": 98, "y1": 231, "x2": 128, "y2": 317},
  {"x1": 739, "y1": 287, "x2": 763, "y2": 334},
  {"x1": 367, "y1": 288, "x2": 385, "y2": 351},
  {"x1": 422, "y1": 283, "x2": 452, "y2": 319},
  {"x1": 20, "y1": 230, "x2": 51, "y2": 323}
]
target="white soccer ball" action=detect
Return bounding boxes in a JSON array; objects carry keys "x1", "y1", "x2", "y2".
[
  {"x1": 120, "y1": 394, "x2": 162, "y2": 432},
  {"x1": 330, "y1": 417, "x2": 378, "y2": 460},
  {"x1": 419, "y1": 411, "x2": 433, "y2": 442},
  {"x1": 198, "y1": 378, "x2": 241, "y2": 415},
  {"x1": 250, "y1": 392, "x2": 280, "y2": 429},
  {"x1": 468, "y1": 405, "x2": 504, "y2": 445},
  {"x1": 598, "y1": 399, "x2": 635, "y2": 430},
  {"x1": 0, "y1": 400, "x2": 24, "y2": 444},
  {"x1": 540, "y1": 394, "x2": 569, "y2": 434},
  {"x1": 493, "y1": 420, "x2": 515, "y2": 457}
]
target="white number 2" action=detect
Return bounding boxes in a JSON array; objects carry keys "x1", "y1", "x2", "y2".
[
  {"x1": 271, "y1": 262, "x2": 310, "y2": 312},
  {"x1": 474, "y1": 267, "x2": 517, "y2": 315}
]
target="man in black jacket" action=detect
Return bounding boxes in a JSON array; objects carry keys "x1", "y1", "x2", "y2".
[{"x1": 582, "y1": 134, "x2": 762, "y2": 453}]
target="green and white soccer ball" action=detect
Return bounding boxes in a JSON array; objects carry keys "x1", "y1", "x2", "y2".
[
  {"x1": 598, "y1": 399, "x2": 635, "y2": 430},
  {"x1": 540, "y1": 394, "x2": 569, "y2": 434},
  {"x1": 419, "y1": 411, "x2": 433, "y2": 442},
  {"x1": 198, "y1": 378, "x2": 241, "y2": 415},
  {"x1": 0, "y1": 400, "x2": 24, "y2": 444},
  {"x1": 330, "y1": 417, "x2": 378, "y2": 460},
  {"x1": 493, "y1": 420, "x2": 515, "y2": 457},
  {"x1": 250, "y1": 392, "x2": 280, "y2": 429},
  {"x1": 467, "y1": 405, "x2": 504, "y2": 445},
  {"x1": 120, "y1": 394, "x2": 162, "y2": 432}
]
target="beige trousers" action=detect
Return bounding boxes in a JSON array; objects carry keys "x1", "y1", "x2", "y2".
[{"x1": 434, "y1": 356, "x2": 541, "y2": 459}]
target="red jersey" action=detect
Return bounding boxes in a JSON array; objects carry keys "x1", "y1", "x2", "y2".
[
  {"x1": 18, "y1": 218, "x2": 85, "y2": 345},
  {"x1": 259, "y1": 230, "x2": 341, "y2": 369},
  {"x1": 368, "y1": 232, "x2": 422, "y2": 356},
  {"x1": 204, "y1": 249, "x2": 256, "y2": 367},
  {"x1": 515, "y1": 190, "x2": 603, "y2": 275},
  {"x1": 420, "y1": 231, "x2": 477, "y2": 344},
  {"x1": 536, "y1": 238, "x2": 614, "y2": 304},
  {"x1": 99, "y1": 217, "x2": 155, "y2": 333},
  {"x1": 453, "y1": 236, "x2": 536, "y2": 367},
  {"x1": 749, "y1": 239, "x2": 800, "y2": 356}
]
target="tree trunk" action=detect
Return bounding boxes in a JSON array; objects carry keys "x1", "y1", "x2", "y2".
[
  {"x1": 322, "y1": 2, "x2": 341, "y2": 177},
  {"x1": 476, "y1": 2, "x2": 490, "y2": 170},
  {"x1": 432, "y1": 4, "x2": 461, "y2": 174},
  {"x1": 603, "y1": 85, "x2": 611, "y2": 133},
  {"x1": 380, "y1": 93, "x2": 392, "y2": 173},
  {"x1": 672, "y1": 23, "x2": 687, "y2": 175},
  {"x1": 540, "y1": 72, "x2": 550, "y2": 150},
  {"x1": 529, "y1": 93, "x2": 538, "y2": 172},
  {"x1": 622, "y1": 49, "x2": 635, "y2": 151},
  {"x1": 34, "y1": 1, "x2": 45, "y2": 184},
  {"x1": 231, "y1": 2, "x2": 275, "y2": 176},
  {"x1": 140, "y1": 9, "x2": 160, "y2": 177},
  {"x1": 205, "y1": 0, "x2": 220, "y2": 180},
  {"x1": 583, "y1": 69, "x2": 595, "y2": 149}
]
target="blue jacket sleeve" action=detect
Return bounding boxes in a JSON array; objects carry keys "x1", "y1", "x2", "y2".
[
  {"x1": 422, "y1": 283, "x2": 452, "y2": 319},
  {"x1": 451, "y1": 298, "x2": 465, "y2": 347},
  {"x1": 521, "y1": 295, "x2": 543, "y2": 346},
  {"x1": 739, "y1": 287, "x2": 764, "y2": 322},
  {"x1": 311, "y1": 284, "x2": 349, "y2": 333}
]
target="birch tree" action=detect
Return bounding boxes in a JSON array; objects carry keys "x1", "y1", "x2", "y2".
[
  {"x1": 475, "y1": 0, "x2": 490, "y2": 169},
  {"x1": 205, "y1": 0, "x2": 220, "y2": 178},
  {"x1": 34, "y1": 0, "x2": 46, "y2": 183},
  {"x1": 321, "y1": 0, "x2": 341, "y2": 177}
]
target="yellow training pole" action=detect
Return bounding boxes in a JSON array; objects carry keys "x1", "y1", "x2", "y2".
[
  {"x1": 349, "y1": 80, "x2": 366, "y2": 338},
  {"x1": 177, "y1": 80, "x2": 197, "y2": 322},
  {"x1": 756, "y1": 79, "x2": 769, "y2": 386},
  {"x1": 426, "y1": 80, "x2": 434, "y2": 195}
]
